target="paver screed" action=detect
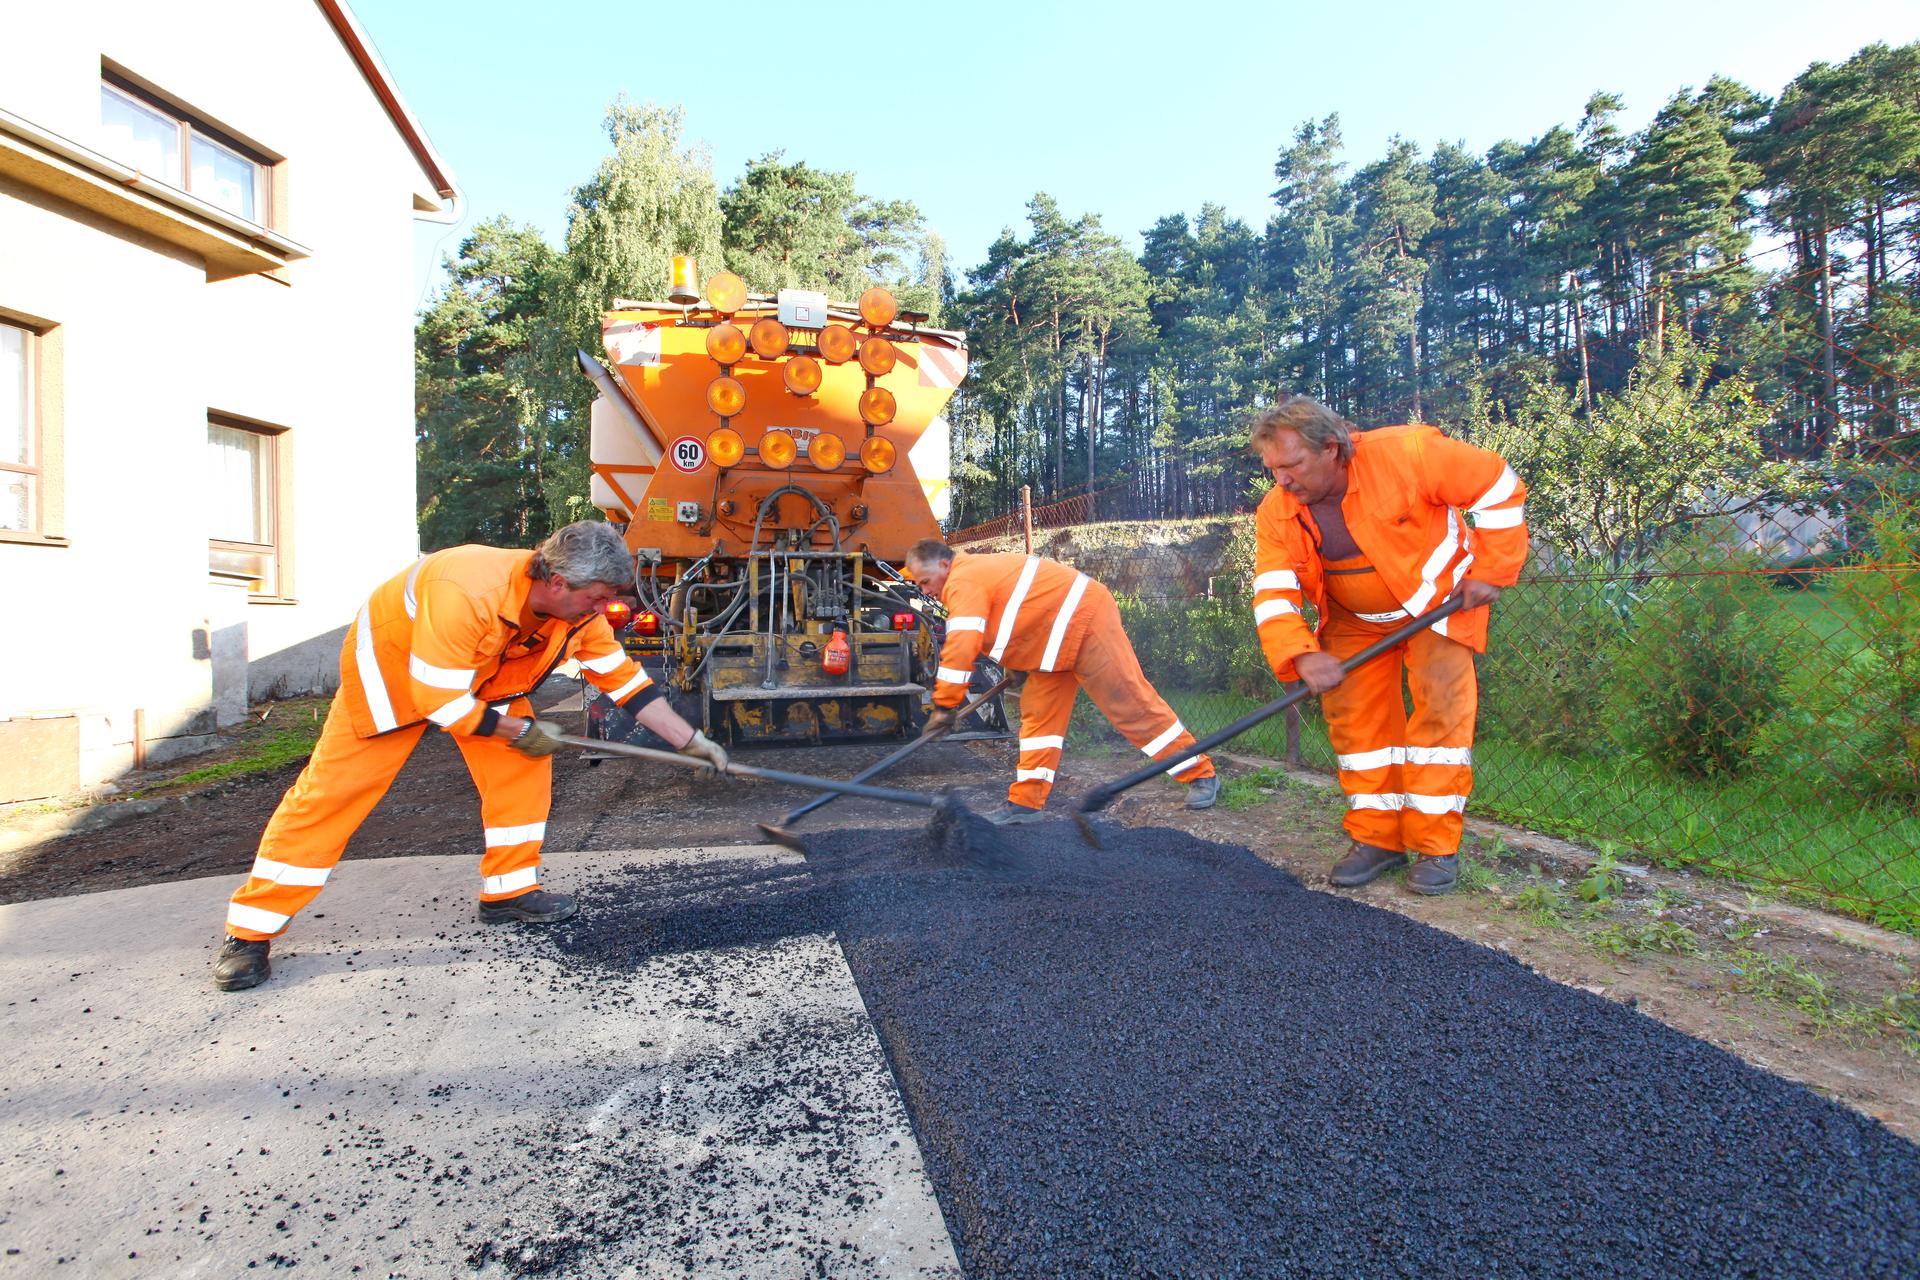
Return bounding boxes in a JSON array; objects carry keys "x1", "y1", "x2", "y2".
[{"x1": 548, "y1": 822, "x2": 1920, "y2": 1280}]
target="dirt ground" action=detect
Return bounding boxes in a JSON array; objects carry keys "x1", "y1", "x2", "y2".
[{"x1": 3, "y1": 677, "x2": 1915, "y2": 1142}]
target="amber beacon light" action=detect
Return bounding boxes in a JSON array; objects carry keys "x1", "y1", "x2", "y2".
[
  {"x1": 704, "y1": 271, "x2": 747, "y2": 314},
  {"x1": 783, "y1": 355, "x2": 823, "y2": 396},
  {"x1": 706, "y1": 427, "x2": 745, "y2": 468},
  {"x1": 669, "y1": 255, "x2": 700, "y2": 304},
  {"x1": 809, "y1": 432, "x2": 846, "y2": 471},
  {"x1": 749, "y1": 317, "x2": 789, "y2": 360},
  {"x1": 759, "y1": 430, "x2": 798, "y2": 469},
  {"x1": 706, "y1": 376, "x2": 746, "y2": 417},
  {"x1": 858, "y1": 385, "x2": 897, "y2": 426},
  {"x1": 817, "y1": 323, "x2": 858, "y2": 364},
  {"x1": 860, "y1": 435, "x2": 897, "y2": 473},
  {"x1": 705, "y1": 322, "x2": 747, "y2": 365},
  {"x1": 858, "y1": 286, "x2": 898, "y2": 328}
]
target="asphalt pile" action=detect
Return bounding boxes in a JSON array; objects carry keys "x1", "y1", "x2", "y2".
[{"x1": 551, "y1": 822, "x2": 1920, "y2": 1279}]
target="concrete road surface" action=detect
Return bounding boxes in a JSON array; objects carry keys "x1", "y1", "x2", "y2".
[{"x1": 0, "y1": 847, "x2": 961, "y2": 1278}]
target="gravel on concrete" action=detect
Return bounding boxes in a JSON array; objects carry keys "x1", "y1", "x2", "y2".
[{"x1": 552, "y1": 821, "x2": 1920, "y2": 1280}]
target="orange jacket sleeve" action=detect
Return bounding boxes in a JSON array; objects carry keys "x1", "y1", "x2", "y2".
[
  {"x1": 568, "y1": 616, "x2": 662, "y2": 711},
  {"x1": 1418, "y1": 433, "x2": 1530, "y2": 587},
  {"x1": 408, "y1": 578, "x2": 495, "y2": 736},
  {"x1": 1253, "y1": 496, "x2": 1320, "y2": 683},
  {"x1": 932, "y1": 570, "x2": 991, "y2": 708}
]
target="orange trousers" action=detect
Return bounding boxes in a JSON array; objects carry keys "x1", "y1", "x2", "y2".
[
  {"x1": 1319, "y1": 559, "x2": 1477, "y2": 856},
  {"x1": 224, "y1": 693, "x2": 551, "y2": 940},
  {"x1": 1010, "y1": 588, "x2": 1214, "y2": 809}
]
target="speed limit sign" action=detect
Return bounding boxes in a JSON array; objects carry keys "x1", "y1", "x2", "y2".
[{"x1": 667, "y1": 436, "x2": 706, "y2": 474}]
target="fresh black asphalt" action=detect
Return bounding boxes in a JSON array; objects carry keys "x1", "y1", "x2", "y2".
[{"x1": 548, "y1": 822, "x2": 1920, "y2": 1279}]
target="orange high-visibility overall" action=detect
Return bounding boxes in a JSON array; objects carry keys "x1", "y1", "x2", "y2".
[
  {"x1": 1251, "y1": 425, "x2": 1529, "y2": 856},
  {"x1": 932, "y1": 551, "x2": 1215, "y2": 810},
  {"x1": 224, "y1": 545, "x2": 662, "y2": 941}
]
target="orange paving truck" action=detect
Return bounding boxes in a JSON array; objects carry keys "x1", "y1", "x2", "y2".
[{"x1": 578, "y1": 258, "x2": 1007, "y2": 749}]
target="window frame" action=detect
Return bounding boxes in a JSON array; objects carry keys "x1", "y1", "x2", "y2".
[
  {"x1": 0, "y1": 314, "x2": 63, "y2": 547},
  {"x1": 207, "y1": 414, "x2": 293, "y2": 602},
  {"x1": 100, "y1": 74, "x2": 272, "y2": 227}
]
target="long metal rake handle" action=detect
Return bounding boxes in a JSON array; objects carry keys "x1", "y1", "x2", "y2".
[
  {"x1": 1076, "y1": 595, "x2": 1468, "y2": 814},
  {"x1": 777, "y1": 675, "x2": 1014, "y2": 827},
  {"x1": 556, "y1": 733, "x2": 943, "y2": 811}
]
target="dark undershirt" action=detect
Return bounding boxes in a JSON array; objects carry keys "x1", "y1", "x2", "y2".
[{"x1": 1308, "y1": 497, "x2": 1363, "y2": 561}]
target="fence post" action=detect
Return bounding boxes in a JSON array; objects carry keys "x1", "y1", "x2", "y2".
[{"x1": 1021, "y1": 485, "x2": 1033, "y2": 554}]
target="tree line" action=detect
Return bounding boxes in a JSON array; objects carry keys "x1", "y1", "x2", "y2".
[{"x1": 415, "y1": 45, "x2": 1919, "y2": 551}]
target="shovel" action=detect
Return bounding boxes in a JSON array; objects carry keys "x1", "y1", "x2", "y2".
[
  {"x1": 755, "y1": 675, "x2": 1013, "y2": 851},
  {"x1": 1074, "y1": 595, "x2": 1468, "y2": 843}
]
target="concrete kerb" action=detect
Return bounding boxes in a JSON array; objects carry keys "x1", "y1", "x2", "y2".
[
  {"x1": 0, "y1": 846, "x2": 962, "y2": 1279},
  {"x1": 1213, "y1": 747, "x2": 1920, "y2": 962}
]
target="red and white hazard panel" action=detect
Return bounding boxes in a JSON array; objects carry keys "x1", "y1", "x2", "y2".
[{"x1": 918, "y1": 341, "x2": 968, "y2": 389}]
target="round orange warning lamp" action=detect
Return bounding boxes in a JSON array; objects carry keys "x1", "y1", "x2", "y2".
[
  {"x1": 783, "y1": 355, "x2": 823, "y2": 396},
  {"x1": 809, "y1": 432, "x2": 846, "y2": 471},
  {"x1": 858, "y1": 385, "x2": 897, "y2": 426},
  {"x1": 705, "y1": 271, "x2": 747, "y2": 314},
  {"x1": 818, "y1": 323, "x2": 858, "y2": 364},
  {"x1": 705, "y1": 376, "x2": 746, "y2": 418},
  {"x1": 749, "y1": 317, "x2": 789, "y2": 360},
  {"x1": 759, "y1": 430, "x2": 797, "y2": 469},
  {"x1": 858, "y1": 336, "x2": 896, "y2": 376},
  {"x1": 705, "y1": 322, "x2": 747, "y2": 365},
  {"x1": 859, "y1": 286, "x2": 898, "y2": 329},
  {"x1": 706, "y1": 427, "x2": 745, "y2": 468},
  {"x1": 860, "y1": 435, "x2": 897, "y2": 473}
]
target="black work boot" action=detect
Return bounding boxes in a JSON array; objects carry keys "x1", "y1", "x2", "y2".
[
  {"x1": 1329, "y1": 842, "x2": 1407, "y2": 888},
  {"x1": 1407, "y1": 854, "x2": 1460, "y2": 895},
  {"x1": 478, "y1": 887, "x2": 578, "y2": 925},
  {"x1": 212, "y1": 936, "x2": 272, "y2": 991}
]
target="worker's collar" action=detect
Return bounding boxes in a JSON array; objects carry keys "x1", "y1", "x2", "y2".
[{"x1": 500, "y1": 550, "x2": 541, "y2": 630}]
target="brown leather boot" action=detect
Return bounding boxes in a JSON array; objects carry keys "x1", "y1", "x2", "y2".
[
  {"x1": 1407, "y1": 854, "x2": 1460, "y2": 895},
  {"x1": 1329, "y1": 842, "x2": 1407, "y2": 887}
]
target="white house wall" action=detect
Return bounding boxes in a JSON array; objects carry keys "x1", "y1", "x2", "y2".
[{"x1": 0, "y1": 0, "x2": 436, "y2": 795}]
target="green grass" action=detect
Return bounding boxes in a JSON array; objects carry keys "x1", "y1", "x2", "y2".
[
  {"x1": 1731, "y1": 947, "x2": 1920, "y2": 1051},
  {"x1": 1149, "y1": 687, "x2": 1920, "y2": 933},
  {"x1": 136, "y1": 725, "x2": 322, "y2": 795}
]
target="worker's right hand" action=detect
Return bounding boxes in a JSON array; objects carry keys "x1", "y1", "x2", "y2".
[
  {"x1": 1293, "y1": 651, "x2": 1347, "y2": 695},
  {"x1": 919, "y1": 707, "x2": 958, "y2": 741},
  {"x1": 678, "y1": 729, "x2": 729, "y2": 775},
  {"x1": 509, "y1": 718, "x2": 567, "y2": 758}
]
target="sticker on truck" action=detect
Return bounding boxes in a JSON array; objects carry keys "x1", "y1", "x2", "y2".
[{"x1": 667, "y1": 436, "x2": 706, "y2": 473}]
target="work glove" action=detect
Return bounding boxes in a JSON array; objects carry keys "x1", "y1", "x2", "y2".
[
  {"x1": 509, "y1": 718, "x2": 567, "y2": 758},
  {"x1": 678, "y1": 729, "x2": 730, "y2": 774},
  {"x1": 920, "y1": 707, "x2": 958, "y2": 741}
]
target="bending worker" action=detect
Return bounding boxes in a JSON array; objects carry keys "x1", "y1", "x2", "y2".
[
  {"x1": 905, "y1": 538, "x2": 1217, "y2": 823},
  {"x1": 212, "y1": 521, "x2": 728, "y2": 992},
  {"x1": 1249, "y1": 396, "x2": 1528, "y2": 895}
]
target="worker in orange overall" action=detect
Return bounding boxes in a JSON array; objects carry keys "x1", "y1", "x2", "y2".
[
  {"x1": 1249, "y1": 396, "x2": 1528, "y2": 894},
  {"x1": 211, "y1": 522, "x2": 728, "y2": 991},
  {"x1": 904, "y1": 538, "x2": 1218, "y2": 824}
]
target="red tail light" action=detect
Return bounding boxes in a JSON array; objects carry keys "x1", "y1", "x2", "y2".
[
  {"x1": 602, "y1": 600, "x2": 633, "y2": 631},
  {"x1": 891, "y1": 611, "x2": 916, "y2": 631},
  {"x1": 634, "y1": 611, "x2": 661, "y2": 637}
]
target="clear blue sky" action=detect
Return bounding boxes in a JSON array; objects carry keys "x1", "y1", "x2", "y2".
[{"x1": 352, "y1": 0, "x2": 1918, "y2": 310}]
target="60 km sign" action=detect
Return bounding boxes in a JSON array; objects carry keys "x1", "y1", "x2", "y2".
[{"x1": 667, "y1": 436, "x2": 706, "y2": 473}]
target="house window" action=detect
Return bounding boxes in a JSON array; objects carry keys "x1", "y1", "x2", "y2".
[
  {"x1": 101, "y1": 78, "x2": 267, "y2": 224},
  {"x1": 2, "y1": 322, "x2": 37, "y2": 534},
  {"x1": 208, "y1": 418, "x2": 285, "y2": 596}
]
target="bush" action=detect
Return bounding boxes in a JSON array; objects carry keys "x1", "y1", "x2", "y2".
[
  {"x1": 1770, "y1": 492, "x2": 1920, "y2": 807},
  {"x1": 1611, "y1": 545, "x2": 1789, "y2": 780},
  {"x1": 1478, "y1": 576, "x2": 1628, "y2": 754},
  {"x1": 1117, "y1": 595, "x2": 1275, "y2": 700}
]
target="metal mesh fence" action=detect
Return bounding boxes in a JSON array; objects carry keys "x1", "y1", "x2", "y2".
[{"x1": 950, "y1": 237, "x2": 1920, "y2": 931}]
